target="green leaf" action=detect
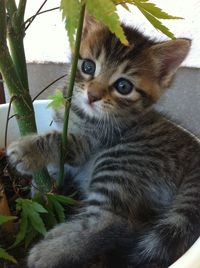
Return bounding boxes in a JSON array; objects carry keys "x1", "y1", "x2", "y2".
[
  {"x1": 112, "y1": 0, "x2": 181, "y2": 39},
  {"x1": 0, "y1": 248, "x2": 17, "y2": 264},
  {"x1": 137, "y1": 7, "x2": 175, "y2": 39},
  {"x1": 46, "y1": 194, "x2": 78, "y2": 224},
  {"x1": 60, "y1": 0, "x2": 81, "y2": 49},
  {"x1": 47, "y1": 195, "x2": 65, "y2": 223},
  {"x1": 52, "y1": 200, "x2": 65, "y2": 223},
  {"x1": 133, "y1": 1, "x2": 183, "y2": 19},
  {"x1": 27, "y1": 209, "x2": 46, "y2": 235},
  {"x1": 14, "y1": 198, "x2": 47, "y2": 245},
  {"x1": 11, "y1": 209, "x2": 28, "y2": 248},
  {"x1": 112, "y1": 0, "x2": 148, "y2": 5},
  {"x1": 33, "y1": 193, "x2": 58, "y2": 229},
  {"x1": 53, "y1": 194, "x2": 78, "y2": 206},
  {"x1": 0, "y1": 215, "x2": 17, "y2": 225},
  {"x1": 48, "y1": 90, "x2": 66, "y2": 109},
  {"x1": 29, "y1": 201, "x2": 48, "y2": 214},
  {"x1": 16, "y1": 197, "x2": 26, "y2": 210},
  {"x1": 86, "y1": 0, "x2": 128, "y2": 45},
  {"x1": 24, "y1": 226, "x2": 38, "y2": 248},
  {"x1": 42, "y1": 202, "x2": 58, "y2": 229},
  {"x1": 112, "y1": 0, "x2": 130, "y2": 11},
  {"x1": 121, "y1": 3, "x2": 130, "y2": 11}
]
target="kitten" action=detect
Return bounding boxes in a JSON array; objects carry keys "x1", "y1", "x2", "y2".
[{"x1": 7, "y1": 17, "x2": 200, "y2": 268}]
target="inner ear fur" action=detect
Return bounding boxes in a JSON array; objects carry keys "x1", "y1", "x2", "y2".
[
  {"x1": 150, "y1": 38, "x2": 191, "y2": 87},
  {"x1": 83, "y1": 13, "x2": 104, "y2": 39}
]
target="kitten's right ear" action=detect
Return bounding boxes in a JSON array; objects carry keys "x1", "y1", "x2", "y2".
[{"x1": 150, "y1": 38, "x2": 191, "y2": 87}]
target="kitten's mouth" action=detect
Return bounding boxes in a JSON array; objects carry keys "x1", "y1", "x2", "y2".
[
  {"x1": 84, "y1": 98, "x2": 103, "y2": 117},
  {"x1": 72, "y1": 91, "x2": 104, "y2": 119},
  {"x1": 87, "y1": 100, "x2": 97, "y2": 107},
  {"x1": 85, "y1": 99, "x2": 98, "y2": 111}
]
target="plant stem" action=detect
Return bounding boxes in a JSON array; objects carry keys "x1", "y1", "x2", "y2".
[
  {"x1": 0, "y1": 0, "x2": 52, "y2": 193},
  {"x1": 0, "y1": 73, "x2": 6, "y2": 104},
  {"x1": 7, "y1": 0, "x2": 29, "y2": 89},
  {"x1": 5, "y1": 96, "x2": 16, "y2": 149},
  {"x1": 6, "y1": 0, "x2": 17, "y2": 17},
  {"x1": 58, "y1": 3, "x2": 86, "y2": 187},
  {"x1": 0, "y1": 0, "x2": 35, "y2": 134},
  {"x1": 24, "y1": 7, "x2": 60, "y2": 27},
  {"x1": 16, "y1": 0, "x2": 27, "y2": 21},
  {"x1": 32, "y1": 73, "x2": 67, "y2": 102},
  {"x1": 25, "y1": 0, "x2": 47, "y2": 30}
]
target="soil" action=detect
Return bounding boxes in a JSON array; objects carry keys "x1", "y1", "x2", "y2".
[{"x1": 0, "y1": 148, "x2": 31, "y2": 268}]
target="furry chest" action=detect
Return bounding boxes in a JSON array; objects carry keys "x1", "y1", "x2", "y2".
[{"x1": 70, "y1": 156, "x2": 98, "y2": 192}]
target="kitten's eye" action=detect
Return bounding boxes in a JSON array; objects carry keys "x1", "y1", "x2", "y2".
[
  {"x1": 81, "y1": 59, "x2": 96, "y2": 75},
  {"x1": 114, "y1": 78, "x2": 133, "y2": 95}
]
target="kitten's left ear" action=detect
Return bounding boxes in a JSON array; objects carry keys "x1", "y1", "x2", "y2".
[
  {"x1": 83, "y1": 13, "x2": 103, "y2": 38},
  {"x1": 150, "y1": 38, "x2": 191, "y2": 87}
]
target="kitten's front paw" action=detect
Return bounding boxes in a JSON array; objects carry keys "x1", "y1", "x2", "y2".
[
  {"x1": 27, "y1": 236, "x2": 77, "y2": 268},
  {"x1": 28, "y1": 239, "x2": 61, "y2": 268},
  {"x1": 28, "y1": 223, "x2": 85, "y2": 268},
  {"x1": 7, "y1": 136, "x2": 43, "y2": 174}
]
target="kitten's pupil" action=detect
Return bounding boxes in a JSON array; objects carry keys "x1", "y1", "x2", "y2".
[
  {"x1": 114, "y1": 78, "x2": 133, "y2": 95},
  {"x1": 82, "y1": 59, "x2": 96, "y2": 75}
]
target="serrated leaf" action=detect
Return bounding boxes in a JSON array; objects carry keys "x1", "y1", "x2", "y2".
[
  {"x1": 112, "y1": 0, "x2": 181, "y2": 39},
  {"x1": 53, "y1": 194, "x2": 78, "y2": 206},
  {"x1": 112, "y1": 0, "x2": 148, "y2": 5},
  {"x1": 47, "y1": 195, "x2": 65, "y2": 223},
  {"x1": 121, "y1": 3, "x2": 130, "y2": 11},
  {"x1": 25, "y1": 226, "x2": 38, "y2": 248},
  {"x1": 86, "y1": 0, "x2": 128, "y2": 45},
  {"x1": 43, "y1": 203, "x2": 58, "y2": 229},
  {"x1": 133, "y1": 1, "x2": 183, "y2": 19},
  {"x1": 29, "y1": 201, "x2": 48, "y2": 214},
  {"x1": 12, "y1": 199, "x2": 46, "y2": 247},
  {"x1": 11, "y1": 209, "x2": 28, "y2": 248},
  {"x1": 48, "y1": 90, "x2": 65, "y2": 109},
  {"x1": 60, "y1": 0, "x2": 81, "y2": 49},
  {"x1": 137, "y1": 7, "x2": 175, "y2": 39},
  {"x1": 16, "y1": 198, "x2": 23, "y2": 210},
  {"x1": 0, "y1": 248, "x2": 17, "y2": 264},
  {"x1": 27, "y1": 209, "x2": 46, "y2": 235},
  {"x1": 112, "y1": 0, "x2": 130, "y2": 11},
  {"x1": 17, "y1": 199, "x2": 46, "y2": 235},
  {"x1": 0, "y1": 215, "x2": 16, "y2": 225}
]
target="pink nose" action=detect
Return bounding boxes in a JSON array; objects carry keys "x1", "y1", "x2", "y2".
[{"x1": 87, "y1": 92, "x2": 101, "y2": 104}]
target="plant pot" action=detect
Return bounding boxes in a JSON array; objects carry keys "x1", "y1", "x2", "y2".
[
  {"x1": 169, "y1": 237, "x2": 200, "y2": 268},
  {"x1": 0, "y1": 100, "x2": 200, "y2": 268},
  {"x1": 0, "y1": 99, "x2": 56, "y2": 148}
]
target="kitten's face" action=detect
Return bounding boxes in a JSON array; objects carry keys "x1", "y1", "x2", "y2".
[{"x1": 72, "y1": 20, "x2": 191, "y2": 122}]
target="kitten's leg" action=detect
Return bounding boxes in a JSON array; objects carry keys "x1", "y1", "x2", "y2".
[
  {"x1": 130, "y1": 172, "x2": 200, "y2": 266},
  {"x1": 7, "y1": 132, "x2": 93, "y2": 174},
  {"x1": 7, "y1": 131, "x2": 62, "y2": 174},
  {"x1": 90, "y1": 149, "x2": 200, "y2": 266},
  {"x1": 27, "y1": 207, "x2": 129, "y2": 268}
]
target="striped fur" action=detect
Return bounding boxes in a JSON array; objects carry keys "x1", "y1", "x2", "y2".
[{"x1": 7, "y1": 21, "x2": 199, "y2": 268}]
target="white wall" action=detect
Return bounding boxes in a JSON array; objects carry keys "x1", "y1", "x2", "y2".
[{"x1": 21, "y1": 0, "x2": 200, "y2": 67}]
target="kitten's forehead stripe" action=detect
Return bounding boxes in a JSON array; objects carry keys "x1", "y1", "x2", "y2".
[
  {"x1": 123, "y1": 63, "x2": 138, "y2": 75},
  {"x1": 89, "y1": 42, "x2": 101, "y2": 59},
  {"x1": 99, "y1": 27, "x2": 153, "y2": 65}
]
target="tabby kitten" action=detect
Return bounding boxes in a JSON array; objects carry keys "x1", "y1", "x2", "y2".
[{"x1": 7, "y1": 17, "x2": 200, "y2": 268}]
